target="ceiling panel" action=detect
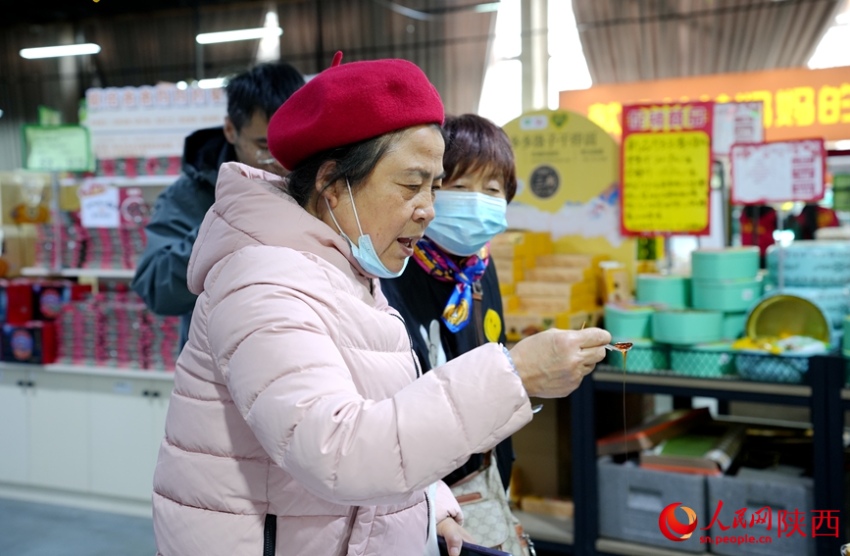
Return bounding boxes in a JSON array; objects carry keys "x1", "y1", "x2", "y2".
[{"x1": 572, "y1": 0, "x2": 844, "y2": 84}]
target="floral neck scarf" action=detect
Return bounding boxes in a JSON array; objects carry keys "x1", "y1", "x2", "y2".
[{"x1": 412, "y1": 237, "x2": 489, "y2": 332}]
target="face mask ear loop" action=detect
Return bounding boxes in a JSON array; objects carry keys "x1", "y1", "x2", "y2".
[
  {"x1": 324, "y1": 197, "x2": 346, "y2": 237},
  {"x1": 345, "y1": 178, "x2": 366, "y2": 238}
]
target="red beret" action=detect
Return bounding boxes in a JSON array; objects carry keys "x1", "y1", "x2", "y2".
[{"x1": 268, "y1": 51, "x2": 444, "y2": 170}]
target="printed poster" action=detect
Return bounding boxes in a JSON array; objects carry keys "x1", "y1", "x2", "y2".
[
  {"x1": 503, "y1": 109, "x2": 635, "y2": 273},
  {"x1": 22, "y1": 125, "x2": 93, "y2": 172},
  {"x1": 620, "y1": 102, "x2": 714, "y2": 236}
]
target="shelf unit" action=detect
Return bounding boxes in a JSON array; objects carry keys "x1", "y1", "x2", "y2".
[
  {"x1": 21, "y1": 267, "x2": 137, "y2": 280},
  {"x1": 0, "y1": 361, "x2": 173, "y2": 517},
  {"x1": 564, "y1": 355, "x2": 848, "y2": 556}
]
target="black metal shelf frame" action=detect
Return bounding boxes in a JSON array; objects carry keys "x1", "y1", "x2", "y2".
[{"x1": 569, "y1": 355, "x2": 847, "y2": 556}]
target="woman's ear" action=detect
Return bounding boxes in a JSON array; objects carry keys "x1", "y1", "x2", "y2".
[{"x1": 315, "y1": 162, "x2": 341, "y2": 209}]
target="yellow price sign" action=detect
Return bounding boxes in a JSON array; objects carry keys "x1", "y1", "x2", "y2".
[{"x1": 620, "y1": 103, "x2": 713, "y2": 236}]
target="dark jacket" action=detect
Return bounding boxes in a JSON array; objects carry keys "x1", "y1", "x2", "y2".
[
  {"x1": 380, "y1": 258, "x2": 515, "y2": 489},
  {"x1": 131, "y1": 127, "x2": 234, "y2": 348}
]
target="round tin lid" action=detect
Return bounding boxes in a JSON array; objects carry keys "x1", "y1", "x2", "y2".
[{"x1": 745, "y1": 293, "x2": 831, "y2": 345}]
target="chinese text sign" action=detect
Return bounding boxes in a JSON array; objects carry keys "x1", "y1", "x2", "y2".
[
  {"x1": 730, "y1": 139, "x2": 826, "y2": 205},
  {"x1": 620, "y1": 102, "x2": 713, "y2": 236},
  {"x1": 23, "y1": 125, "x2": 93, "y2": 172}
]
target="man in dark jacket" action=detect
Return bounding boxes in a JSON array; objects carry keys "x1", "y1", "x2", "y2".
[{"x1": 131, "y1": 61, "x2": 306, "y2": 348}]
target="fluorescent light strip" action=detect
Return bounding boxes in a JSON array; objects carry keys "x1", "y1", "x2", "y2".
[
  {"x1": 198, "y1": 78, "x2": 226, "y2": 89},
  {"x1": 20, "y1": 43, "x2": 101, "y2": 59},
  {"x1": 196, "y1": 27, "x2": 282, "y2": 45}
]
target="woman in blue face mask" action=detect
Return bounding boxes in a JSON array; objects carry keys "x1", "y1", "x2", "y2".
[{"x1": 380, "y1": 114, "x2": 532, "y2": 555}]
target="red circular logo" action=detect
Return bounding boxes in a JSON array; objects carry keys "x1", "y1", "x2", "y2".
[{"x1": 658, "y1": 502, "x2": 698, "y2": 541}]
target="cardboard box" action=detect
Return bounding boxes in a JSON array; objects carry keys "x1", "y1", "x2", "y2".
[
  {"x1": 2, "y1": 320, "x2": 57, "y2": 364},
  {"x1": 516, "y1": 280, "x2": 592, "y2": 299},
  {"x1": 490, "y1": 231, "x2": 553, "y2": 259},
  {"x1": 537, "y1": 253, "x2": 600, "y2": 269},
  {"x1": 518, "y1": 295, "x2": 596, "y2": 314},
  {"x1": 524, "y1": 267, "x2": 591, "y2": 283},
  {"x1": 493, "y1": 256, "x2": 535, "y2": 285},
  {"x1": 504, "y1": 311, "x2": 590, "y2": 342}
]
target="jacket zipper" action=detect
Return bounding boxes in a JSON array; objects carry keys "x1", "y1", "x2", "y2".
[{"x1": 263, "y1": 514, "x2": 277, "y2": 556}]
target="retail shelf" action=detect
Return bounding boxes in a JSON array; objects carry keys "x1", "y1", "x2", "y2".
[
  {"x1": 596, "y1": 538, "x2": 697, "y2": 556},
  {"x1": 570, "y1": 355, "x2": 848, "y2": 556},
  {"x1": 0, "y1": 361, "x2": 174, "y2": 381},
  {"x1": 593, "y1": 366, "x2": 811, "y2": 405},
  {"x1": 21, "y1": 267, "x2": 137, "y2": 279},
  {"x1": 61, "y1": 175, "x2": 177, "y2": 188},
  {"x1": 515, "y1": 510, "x2": 573, "y2": 546}
]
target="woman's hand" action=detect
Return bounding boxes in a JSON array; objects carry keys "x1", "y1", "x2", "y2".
[
  {"x1": 436, "y1": 517, "x2": 477, "y2": 556},
  {"x1": 509, "y1": 327, "x2": 611, "y2": 398}
]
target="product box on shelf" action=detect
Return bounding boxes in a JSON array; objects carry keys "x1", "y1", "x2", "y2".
[
  {"x1": 1, "y1": 320, "x2": 57, "y2": 364},
  {"x1": 597, "y1": 457, "x2": 707, "y2": 553},
  {"x1": 706, "y1": 472, "x2": 815, "y2": 556},
  {"x1": 0, "y1": 278, "x2": 34, "y2": 324},
  {"x1": 31, "y1": 280, "x2": 93, "y2": 321}
]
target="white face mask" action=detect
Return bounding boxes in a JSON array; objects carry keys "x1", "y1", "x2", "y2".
[
  {"x1": 325, "y1": 179, "x2": 408, "y2": 279},
  {"x1": 425, "y1": 191, "x2": 508, "y2": 256}
]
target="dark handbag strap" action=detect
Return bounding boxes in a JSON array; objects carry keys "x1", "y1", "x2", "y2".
[{"x1": 472, "y1": 280, "x2": 485, "y2": 347}]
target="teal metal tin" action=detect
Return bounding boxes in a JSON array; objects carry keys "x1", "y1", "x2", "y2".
[
  {"x1": 691, "y1": 277, "x2": 763, "y2": 312},
  {"x1": 691, "y1": 247, "x2": 759, "y2": 281}
]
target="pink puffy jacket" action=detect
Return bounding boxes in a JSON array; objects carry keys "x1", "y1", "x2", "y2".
[{"x1": 152, "y1": 162, "x2": 533, "y2": 555}]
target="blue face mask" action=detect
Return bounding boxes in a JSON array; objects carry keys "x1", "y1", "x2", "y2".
[
  {"x1": 425, "y1": 191, "x2": 508, "y2": 256},
  {"x1": 325, "y1": 180, "x2": 408, "y2": 279}
]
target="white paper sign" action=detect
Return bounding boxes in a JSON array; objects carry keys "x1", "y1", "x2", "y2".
[
  {"x1": 83, "y1": 84, "x2": 226, "y2": 159},
  {"x1": 78, "y1": 180, "x2": 120, "y2": 228},
  {"x1": 712, "y1": 102, "x2": 764, "y2": 157},
  {"x1": 730, "y1": 139, "x2": 825, "y2": 205}
]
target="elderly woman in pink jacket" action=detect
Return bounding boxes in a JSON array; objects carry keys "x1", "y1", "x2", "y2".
[{"x1": 152, "y1": 51, "x2": 611, "y2": 556}]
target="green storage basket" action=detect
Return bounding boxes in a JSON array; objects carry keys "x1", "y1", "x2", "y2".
[
  {"x1": 734, "y1": 352, "x2": 811, "y2": 384},
  {"x1": 670, "y1": 342, "x2": 736, "y2": 378},
  {"x1": 605, "y1": 339, "x2": 670, "y2": 373}
]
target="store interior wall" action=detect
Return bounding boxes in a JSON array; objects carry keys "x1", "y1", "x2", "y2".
[
  {"x1": 2, "y1": 0, "x2": 848, "y2": 171},
  {"x1": 0, "y1": 0, "x2": 495, "y2": 172}
]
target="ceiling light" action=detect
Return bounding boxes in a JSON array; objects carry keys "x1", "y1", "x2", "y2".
[
  {"x1": 196, "y1": 27, "x2": 282, "y2": 45},
  {"x1": 198, "y1": 78, "x2": 226, "y2": 89},
  {"x1": 20, "y1": 43, "x2": 101, "y2": 59}
]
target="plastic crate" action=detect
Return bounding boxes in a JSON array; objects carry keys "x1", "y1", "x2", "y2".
[{"x1": 598, "y1": 457, "x2": 707, "y2": 553}]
